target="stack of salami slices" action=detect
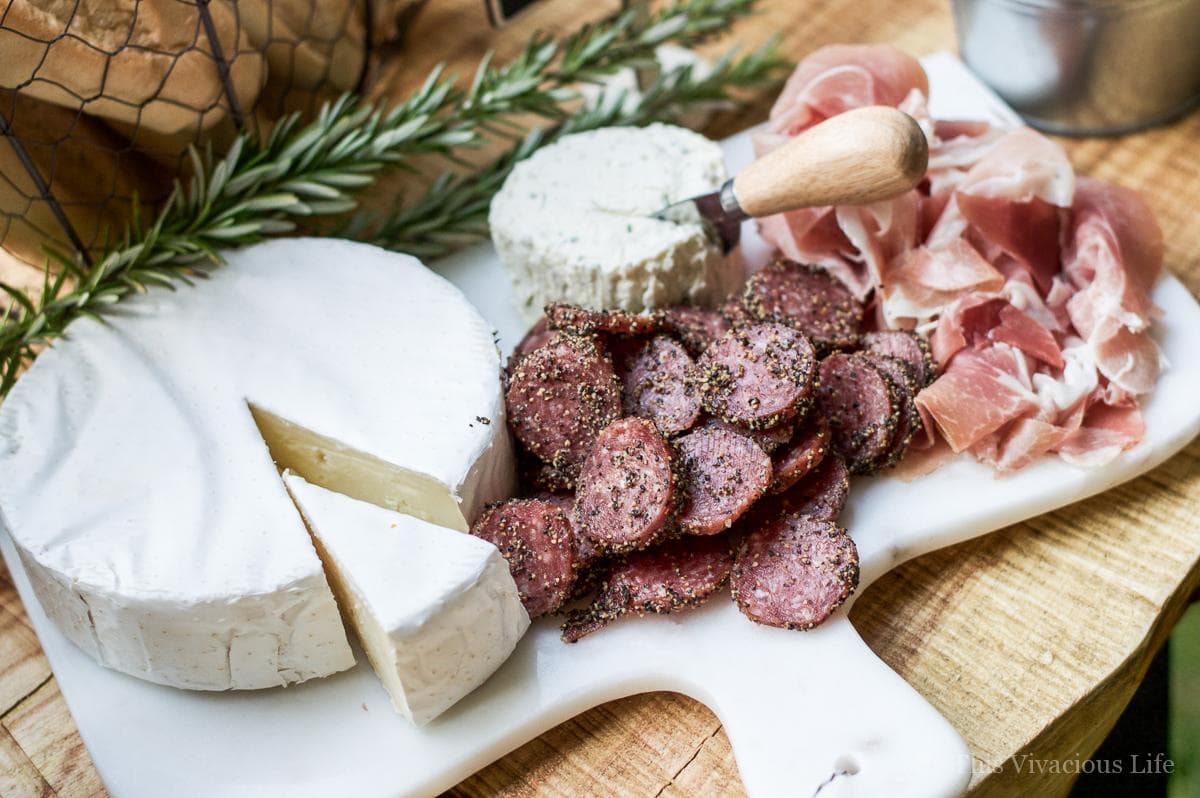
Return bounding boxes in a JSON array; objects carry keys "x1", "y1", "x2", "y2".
[{"x1": 472, "y1": 258, "x2": 936, "y2": 641}]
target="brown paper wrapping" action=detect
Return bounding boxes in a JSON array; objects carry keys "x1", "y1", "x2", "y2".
[
  {"x1": 0, "y1": 0, "x2": 388, "y2": 267},
  {"x1": 0, "y1": 91, "x2": 171, "y2": 268}
]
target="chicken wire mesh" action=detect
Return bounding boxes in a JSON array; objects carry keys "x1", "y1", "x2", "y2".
[{"x1": 0, "y1": 0, "x2": 385, "y2": 269}]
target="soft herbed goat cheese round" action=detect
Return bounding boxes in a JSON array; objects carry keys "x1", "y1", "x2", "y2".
[
  {"x1": 489, "y1": 124, "x2": 741, "y2": 317},
  {"x1": 0, "y1": 238, "x2": 515, "y2": 691}
]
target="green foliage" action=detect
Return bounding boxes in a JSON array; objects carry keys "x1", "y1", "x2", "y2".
[
  {"x1": 0, "y1": 0, "x2": 786, "y2": 397},
  {"x1": 359, "y1": 39, "x2": 787, "y2": 257}
]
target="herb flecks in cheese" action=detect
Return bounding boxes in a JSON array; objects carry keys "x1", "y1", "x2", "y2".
[{"x1": 490, "y1": 124, "x2": 741, "y2": 318}]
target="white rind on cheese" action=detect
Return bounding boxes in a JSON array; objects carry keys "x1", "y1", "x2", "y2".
[
  {"x1": 489, "y1": 124, "x2": 740, "y2": 318},
  {"x1": 0, "y1": 238, "x2": 515, "y2": 690},
  {"x1": 284, "y1": 473, "x2": 529, "y2": 725}
]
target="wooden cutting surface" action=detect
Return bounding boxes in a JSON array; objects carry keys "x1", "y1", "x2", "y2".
[{"x1": 2, "y1": 0, "x2": 1200, "y2": 796}]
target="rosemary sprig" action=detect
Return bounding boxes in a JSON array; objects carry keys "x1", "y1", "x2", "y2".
[
  {"x1": 359, "y1": 40, "x2": 788, "y2": 258},
  {"x1": 0, "y1": 0, "x2": 780, "y2": 397},
  {"x1": 343, "y1": 0, "x2": 764, "y2": 161}
]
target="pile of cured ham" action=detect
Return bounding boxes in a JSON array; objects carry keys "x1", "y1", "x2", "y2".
[
  {"x1": 471, "y1": 44, "x2": 1167, "y2": 638},
  {"x1": 755, "y1": 44, "x2": 1165, "y2": 472}
]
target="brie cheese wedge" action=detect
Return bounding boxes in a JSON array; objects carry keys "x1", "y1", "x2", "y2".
[
  {"x1": 285, "y1": 473, "x2": 529, "y2": 724},
  {"x1": 489, "y1": 123, "x2": 741, "y2": 318},
  {"x1": 0, "y1": 238, "x2": 515, "y2": 690}
]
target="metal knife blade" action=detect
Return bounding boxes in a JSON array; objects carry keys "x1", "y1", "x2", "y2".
[{"x1": 651, "y1": 179, "x2": 746, "y2": 254}]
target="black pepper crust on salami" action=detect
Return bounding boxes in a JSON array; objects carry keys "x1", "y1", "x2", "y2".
[
  {"x1": 734, "y1": 453, "x2": 850, "y2": 540},
  {"x1": 816, "y1": 351, "x2": 902, "y2": 475},
  {"x1": 675, "y1": 426, "x2": 773, "y2": 536},
  {"x1": 561, "y1": 535, "x2": 734, "y2": 642},
  {"x1": 743, "y1": 259, "x2": 863, "y2": 353},
  {"x1": 545, "y1": 302, "x2": 661, "y2": 337},
  {"x1": 656, "y1": 306, "x2": 732, "y2": 357},
  {"x1": 518, "y1": 447, "x2": 577, "y2": 493},
  {"x1": 470, "y1": 499, "x2": 577, "y2": 619},
  {"x1": 769, "y1": 415, "x2": 831, "y2": 494},
  {"x1": 696, "y1": 322, "x2": 817, "y2": 430},
  {"x1": 505, "y1": 333, "x2": 623, "y2": 477},
  {"x1": 720, "y1": 297, "x2": 754, "y2": 328},
  {"x1": 701, "y1": 415, "x2": 795, "y2": 454},
  {"x1": 537, "y1": 491, "x2": 611, "y2": 600},
  {"x1": 507, "y1": 315, "x2": 553, "y2": 374},
  {"x1": 616, "y1": 335, "x2": 702, "y2": 437},
  {"x1": 857, "y1": 351, "x2": 920, "y2": 469},
  {"x1": 573, "y1": 417, "x2": 678, "y2": 553},
  {"x1": 860, "y1": 330, "x2": 937, "y2": 388},
  {"x1": 731, "y1": 517, "x2": 859, "y2": 631},
  {"x1": 537, "y1": 492, "x2": 603, "y2": 574},
  {"x1": 778, "y1": 453, "x2": 850, "y2": 523},
  {"x1": 498, "y1": 297, "x2": 878, "y2": 640}
]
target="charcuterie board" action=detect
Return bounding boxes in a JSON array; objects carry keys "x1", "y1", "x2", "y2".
[{"x1": 4, "y1": 53, "x2": 1200, "y2": 798}]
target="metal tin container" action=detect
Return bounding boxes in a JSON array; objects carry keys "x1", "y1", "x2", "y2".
[{"x1": 952, "y1": 0, "x2": 1200, "y2": 135}]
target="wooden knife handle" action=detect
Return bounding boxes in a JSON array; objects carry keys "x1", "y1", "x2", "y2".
[{"x1": 731, "y1": 106, "x2": 929, "y2": 217}]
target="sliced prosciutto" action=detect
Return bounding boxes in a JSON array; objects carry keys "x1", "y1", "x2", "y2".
[
  {"x1": 940, "y1": 128, "x2": 1075, "y2": 294},
  {"x1": 758, "y1": 44, "x2": 929, "y2": 145},
  {"x1": 754, "y1": 44, "x2": 931, "y2": 301},
  {"x1": 932, "y1": 295, "x2": 1063, "y2": 371},
  {"x1": 884, "y1": 237, "x2": 1004, "y2": 326},
  {"x1": 750, "y1": 44, "x2": 1164, "y2": 472},
  {"x1": 916, "y1": 346, "x2": 1037, "y2": 454},
  {"x1": 1063, "y1": 177, "x2": 1165, "y2": 396}
]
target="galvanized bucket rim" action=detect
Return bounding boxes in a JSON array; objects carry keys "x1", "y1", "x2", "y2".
[{"x1": 976, "y1": 0, "x2": 1198, "y2": 13}]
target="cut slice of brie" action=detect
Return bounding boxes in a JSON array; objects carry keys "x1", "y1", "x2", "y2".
[
  {"x1": 284, "y1": 473, "x2": 529, "y2": 725},
  {"x1": 0, "y1": 238, "x2": 516, "y2": 690}
]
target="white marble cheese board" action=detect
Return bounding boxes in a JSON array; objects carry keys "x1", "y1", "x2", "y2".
[{"x1": 4, "y1": 54, "x2": 1200, "y2": 798}]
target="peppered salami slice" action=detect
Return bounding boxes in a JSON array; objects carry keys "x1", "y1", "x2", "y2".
[
  {"x1": 732, "y1": 517, "x2": 859, "y2": 631},
  {"x1": 864, "y1": 328, "x2": 936, "y2": 388},
  {"x1": 518, "y1": 448, "x2": 577, "y2": 493},
  {"x1": 539, "y1": 491, "x2": 612, "y2": 602},
  {"x1": 471, "y1": 499, "x2": 577, "y2": 618},
  {"x1": 508, "y1": 316, "x2": 554, "y2": 372},
  {"x1": 506, "y1": 333, "x2": 623, "y2": 476},
  {"x1": 616, "y1": 335, "x2": 702, "y2": 437},
  {"x1": 781, "y1": 454, "x2": 850, "y2": 522},
  {"x1": 736, "y1": 453, "x2": 850, "y2": 537},
  {"x1": 676, "y1": 426, "x2": 773, "y2": 535},
  {"x1": 860, "y1": 330, "x2": 936, "y2": 388},
  {"x1": 817, "y1": 352, "x2": 901, "y2": 475},
  {"x1": 696, "y1": 322, "x2": 817, "y2": 430},
  {"x1": 701, "y1": 416, "x2": 795, "y2": 454},
  {"x1": 538, "y1": 492, "x2": 602, "y2": 572},
  {"x1": 546, "y1": 302, "x2": 660, "y2": 337},
  {"x1": 858, "y1": 351, "x2": 920, "y2": 468},
  {"x1": 769, "y1": 415, "x2": 831, "y2": 494},
  {"x1": 561, "y1": 535, "x2": 734, "y2": 642},
  {"x1": 658, "y1": 306, "x2": 731, "y2": 357},
  {"x1": 574, "y1": 417, "x2": 677, "y2": 552},
  {"x1": 743, "y1": 259, "x2": 863, "y2": 352},
  {"x1": 721, "y1": 297, "x2": 754, "y2": 328}
]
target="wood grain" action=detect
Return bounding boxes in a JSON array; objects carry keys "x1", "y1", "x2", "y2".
[
  {"x1": 0, "y1": 723, "x2": 54, "y2": 798},
  {"x1": 2, "y1": 681, "x2": 104, "y2": 797},
  {"x1": 734, "y1": 106, "x2": 929, "y2": 216},
  {"x1": 2, "y1": 0, "x2": 1200, "y2": 796}
]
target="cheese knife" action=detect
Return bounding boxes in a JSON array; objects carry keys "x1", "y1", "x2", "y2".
[{"x1": 653, "y1": 105, "x2": 930, "y2": 252}]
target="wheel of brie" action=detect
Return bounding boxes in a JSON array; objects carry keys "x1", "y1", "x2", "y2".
[
  {"x1": 489, "y1": 123, "x2": 742, "y2": 317},
  {"x1": 0, "y1": 238, "x2": 517, "y2": 693}
]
